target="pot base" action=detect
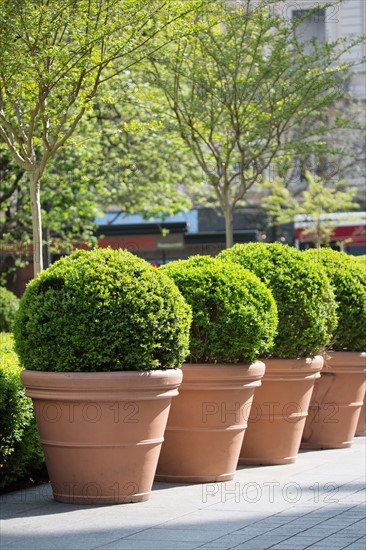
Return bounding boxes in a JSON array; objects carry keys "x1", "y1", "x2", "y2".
[
  {"x1": 155, "y1": 473, "x2": 234, "y2": 483},
  {"x1": 238, "y1": 456, "x2": 296, "y2": 466},
  {"x1": 53, "y1": 492, "x2": 150, "y2": 504},
  {"x1": 301, "y1": 441, "x2": 352, "y2": 450}
]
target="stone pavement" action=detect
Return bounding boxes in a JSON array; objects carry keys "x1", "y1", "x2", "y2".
[{"x1": 1, "y1": 437, "x2": 365, "y2": 550}]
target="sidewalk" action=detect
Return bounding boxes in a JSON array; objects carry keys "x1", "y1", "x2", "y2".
[{"x1": 1, "y1": 437, "x2": 365, "y2": 550}]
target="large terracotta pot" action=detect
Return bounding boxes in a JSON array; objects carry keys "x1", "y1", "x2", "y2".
[
  {"x1": 155, "y1": 362, "x2": 265, "y2": 483},
  {"x1": 21, "y1": 369, "x2": 182, "y2": 504},
  {"x1": 239, "y1": 356, "x2": 324, "y2": 465},
  {"x1": 355, "y1": 397, "x2": 366, "y2": 436},
  {"x1": 302, "y1": 352, "x2": 366, "y2": 449}
]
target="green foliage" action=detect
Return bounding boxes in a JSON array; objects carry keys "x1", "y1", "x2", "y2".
[
  {"x1": 218, "y1": 243, "x2": 338, "y2": 359},
  {"x1": 296, "y1": 172, "x2": 358, "y2": 247},
  {"x1": 304, "y1": 249, "x2": 366, "y2": 352},
  {"x1": 260, "y1": 173, "x2": 358, "y2": 244},
  {"x1": 0, "y1": 288, "x2": 19, "y2": 332},
  {"x1": 160, "y1": 255, "x2": 278, "y2": 364},
  {"x1": 0, "y1": 73, "x2": 200, "y2": 281},
  {"x1": 260, "y1": 177, "x2": 298, "y2": 228},
  {"x1": 14, "y1": 248, "x2": 192, "y2": 372},
  {"x1": 0, "y1": 136, "x2": 103, "y2": 277},
  {"x1": 0, "y1": 0, "x2": 206, "y2": 274},
  {"x1": 0, "y1": 333, "x2": 44, "y2": 489},
  {"x1": 150, "y1": 0, "x2": 363, "y2": 247},
  {"x1": 90, "y1": 68, "x2": 201, "y2": 219},
  {"x1": 355, "y1": 255, "x2": 366, "y2": 276},
  {"x1": 0, "y1": 0, "x2": 202, "y2": 146}
]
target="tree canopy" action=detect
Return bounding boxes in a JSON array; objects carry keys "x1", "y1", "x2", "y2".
[
  {"x1": 0, "y1": 68, "x2": 200, "y2": 282},
  {"x1": 150, "y1": 0, "x2": 364, "y2": 247},
  {"x1": 0, "y1": 0, "x2": 206, "y2": 275}
]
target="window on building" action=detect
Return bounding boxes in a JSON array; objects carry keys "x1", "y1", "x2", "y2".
[{"x1": 292, "y1": 8, "x2": 326, "y2": 52}]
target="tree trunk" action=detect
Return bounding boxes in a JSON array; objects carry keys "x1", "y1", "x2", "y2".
[
  {"x1": 43, "y1": 226, "x2": 51, "y2": 270},
  {"x1": 29, "y1": 167, "x2": 43, "y2": 277},
  {"x1": 223, "y1": 205, "x2": 234, "y2": 249},
  {"x1": 271, "y1": 220, "x2": 278, "y2": 243}
]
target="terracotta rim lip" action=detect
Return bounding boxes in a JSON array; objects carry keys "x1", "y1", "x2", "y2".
[
  {"x1": 326, "y1": 351, "x2": 366, "y2": 357},
  {"x1": 180, "y1": 361, "x2": 266, "y2": 383},
  {"x1": 21, "y1": 368, "x2": 183, "y2": 378},
  {"x1": 257, "y1": 355, "x2": 324, "y2": 374},
  {"x1": 20, "y1": 368, "x2": 183, "y2": 392},
  {"x1": 260, "y1": 355, "x2": 323, "y2": 364},
  {"x1": 182, "y1": 361, "x2": 265, "y2": 368},
  {"x1": 324, "y1": 351, "x2": 366, "y2": 370}
]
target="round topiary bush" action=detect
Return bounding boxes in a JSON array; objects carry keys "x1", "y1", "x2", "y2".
[
  {"x1": 14, "y1": 248, "x2": 192, "y2": 372},
  {"x1": 304, "y1": 248, "x2": 366, "y2": 352},
  {"x1": 218, "y1": 243, "x2": 338, "y2": 359},
  {"x1": 160, "y1": 255, "x2": 278, "y2": 364},
  {"x1": 0, "y1": 287, "x2": 19, "y2": 332},
  {"x1": 355, "y1": 255, "x2": 366, "y2": 276}
]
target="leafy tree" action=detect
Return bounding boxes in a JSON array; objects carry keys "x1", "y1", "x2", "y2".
[
  {"x1": 260, "y1": 171, "x2": 358, "y2": 246},
  {"x1": 90, "y1": 68, "x2": 201, "y2": 218},
  {"x1": 150, "y1": 0, "x2": 364, "y2": 247},
  {"x1": 0, "y1": 0, "x2": 205, "y2": 276},
  {"x1": 0, "y1": 148, "x2": 32, "y2": 284},
  {"x1": 0, "y1": 67, "x2": 201, "y2": 283},
  {"x1": 294, "y1": 171, "x2": 358, "y2": 248},
  {"x1": 259, "y1": 177, "x2": 298, "y2": 242},
  {"x1": 0, "y1": 133, "x2": 106, "y2": 282}
]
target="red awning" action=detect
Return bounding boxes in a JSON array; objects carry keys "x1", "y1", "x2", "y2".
[{"x1": 295, "y1": 224, "x2": 366, "y2": 244}]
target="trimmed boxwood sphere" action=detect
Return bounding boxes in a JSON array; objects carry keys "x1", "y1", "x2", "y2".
[
  {"x1": 218, "y1": 243, "x2": 337, "y2": 359},
  {"x1": 356, "y1": 255, "x2": 366, "y2": 276},
  {"x1": 160, "y1": 255, "x2": 278, "y2": 364},
  {"x1": 0, "y1": 287, "x2": 19, "y2": 332},
  {"x1": 14, "y1": 248, "x2": 192, "y2": 372},
  {"x1": 304, "y1": 248, "x2": 366, "y2": 352}
]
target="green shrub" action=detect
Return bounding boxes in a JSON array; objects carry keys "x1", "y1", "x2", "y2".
[
  {"x1": 218, "y1": 243, "x2": 337, "y2": 359},
  {"x1": 0, "y1": 288, "x2": 19, "y2": 332},
  {"x1": 0, "y1": 332, "x2": 44, "y2": 489},
  {"x1": 14, "y1": 248, "x2": 192, "y2": 372},
  {"x1": 160, "y1": 255, "x2": 278, "y2": 364},
  {"x1": 355, "y1": 255, "x2": 366, "y2": 276},
  {"x1": 304, "y1": 248, "x2": 366, "y2": 351}
]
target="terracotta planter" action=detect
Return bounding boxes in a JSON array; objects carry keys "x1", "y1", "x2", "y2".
[
  {"x1": 21, "y1": 369, "x2": 182, "y2": 504},
  {"x1": 302, "y1": 352, "x2": 366, "y2": 449},
  {"x1": 155, "y1": 362, "x2": 265, "y2": 483},
  {"x1": 355, "y1": 397, "x2": 366, "y2": 436},
  {"x1": 239, "y1": 356, "x2": 324, "y2": 465}
]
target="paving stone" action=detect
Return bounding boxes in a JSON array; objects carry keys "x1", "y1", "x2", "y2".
[
  {"x1": 0, "y1": 438, "x2": 364, "y2": 550},
  {"x1": 95, "y1": 541, "x2": 199, "y2": 550}
]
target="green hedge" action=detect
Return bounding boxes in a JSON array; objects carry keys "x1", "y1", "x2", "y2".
[
  {"x1": 160, "y1": 255, "x2": 278, "y2": 364},
  {"x1": 14, "y1": 248, "x2": 192, "y2": 372},
  {"x1": 0, "y1": 333, "x2": 44, "y2": 489},
  {"x1": 304, "y1": 249, "x2": 366, "y2": 351},
  {"x1": 219, "y1": 243, "x2": 338, "y2": 359},
  {"x1": 0, "y1": 288, "x2": 19, "y2": 332}
]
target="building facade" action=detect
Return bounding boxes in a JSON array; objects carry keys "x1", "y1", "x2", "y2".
[{"x1": 282, "y1": 0, "x2": 366, "y2": 191}]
